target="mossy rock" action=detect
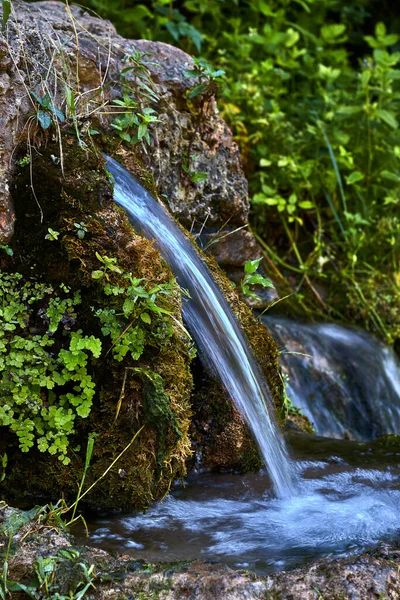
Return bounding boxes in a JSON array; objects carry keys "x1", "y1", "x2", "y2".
[
  {"x1": 0, "y1": 139, "x2": 193, "y2": 512},
  {"x1": 188, "y1": 247, "x2": 285, "y2": 472}
]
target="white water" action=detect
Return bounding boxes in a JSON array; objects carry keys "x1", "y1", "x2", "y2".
[
  {"x1": 105, "y1": 156, "x2": 295, "y2": 497},
  {"x1": 75, "y1": 434, "x2": 400, "y2": 573}
]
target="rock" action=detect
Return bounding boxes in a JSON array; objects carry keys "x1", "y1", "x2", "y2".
[
  {"x1": 0, "y1": 143, "x2": 193, "y2": 512},
  {"x1": 0, "y1": 0, "x2": 287, "y2": 505},
  {"x1": 200, "y1": 229, "x2": 261, "y2": 267},
  {"x1": 0, "y1": 0, "x2": 249, "y2": 243},
  {"x1": 265, "y1": 547, "x2": 400, "y2": 599}
]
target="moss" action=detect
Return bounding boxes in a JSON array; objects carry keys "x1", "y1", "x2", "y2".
[{"x1": 0, "y1": 139, "x2": 193, "y2": 512}]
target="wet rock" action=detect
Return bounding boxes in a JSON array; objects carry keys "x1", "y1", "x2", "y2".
[
  {"x1": 265, "y1": 547, "x2": 400, "y2": 599},
  {"x1": 200, "y1": 229, "x2": 261, "y2": 267}
]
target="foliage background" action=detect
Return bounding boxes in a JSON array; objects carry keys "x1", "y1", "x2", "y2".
[{"x1": 30, "y1": 0, "x2": 400, "y2": 346}]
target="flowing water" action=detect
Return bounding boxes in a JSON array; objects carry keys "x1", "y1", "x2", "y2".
[
  {"x1": 95, "y1": 157, "x2": 400, "y2": 575},
  {"x1": 75, "y1": 432, "x2": 400, "y2": 574},
  {"x1": 105, "y1": 156, "x2": 294, "y2": 497},
  {"x1": 266, "y1": 317, "x2": 400, "y2": 441}
]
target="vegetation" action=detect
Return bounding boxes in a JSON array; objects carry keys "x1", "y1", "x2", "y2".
[
  {"x1": 0, "y1": 272, "x2": 100, "y2": 465},
  {"x1": 0, "y1": 249, "x2": 180, "y2": 466},
  {"x1": 71, "y1": 0, "x2": 400, "y2": 345}
]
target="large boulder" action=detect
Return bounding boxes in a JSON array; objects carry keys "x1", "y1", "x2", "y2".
[{"x1": 0, "y1": 0, "x2": 285, "y2": 509}]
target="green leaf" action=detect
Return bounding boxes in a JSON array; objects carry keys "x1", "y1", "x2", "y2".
[
  {"x1": 0, "y1": 244, "x2": 13, "y2": 256},
  {"x1": 245, "y1": 258, "x2": 262, "y2": 274},
  {"x1": 38, "y1": 110, "x2": 52, "y2": 130},
  {"x1": 381, "y1": 170, "x2": 400, "y2": 182},
  {"x1": 321, "y1": 24, "x2": 346, "y2": 43},
  {"x1": 336, "y1": 106, "x2": 363, "y2": 116},
  {"x1": 183, "y1": 69, "x2": 200, "y2": 78},
  {"x1": 91, "y1": 270, "x2": 104, "y2": 279},
  {"x1": 375, "y1": 22, "x2": 388, "y2": 40},
  {"x1": 376, "y1": 108, "x2": 399, "y2": 129},
  {"x1": 119, "y1": 131, "x2": 131, "y2": 143},
  {"x1": 187, "y1": 83, "x2": 209, "y2": 99},
  {"x1": 140, "y1": 312, "x2": 151, "y2": 324},
  {"x1": 138, "y1": 122, "x2": 147, "y2": 140},
  {"x1": 1, "y1": 0, "x2": 11, "y2": 32},
  {"x1": 299, "y1": 200, "x2": 314, "y2": 209},
  {"x1": 345, "y1": 171, "x2": 364, "y2": 185},
  {"x1": 190, "y1": 171, "x2": 208, "y2": 183},
  {"x1": 53, "y1": 106, "x2": 65, "y2": 122}
]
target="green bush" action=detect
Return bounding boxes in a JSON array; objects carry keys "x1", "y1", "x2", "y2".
[{"x1": 68, "y1": 0, "x2": 400, "y2": 341}]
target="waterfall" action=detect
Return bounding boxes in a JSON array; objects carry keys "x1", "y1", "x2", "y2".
[
  {"x1": 104, "y1": 156, "x2": 295, "y2": 497},
  {"x1": 266, "y1": 316, "x2": 400, "y2": 441}
]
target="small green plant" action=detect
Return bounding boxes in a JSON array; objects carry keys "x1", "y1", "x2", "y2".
[
  {"x1": 182, "y1": 151, "x2": 208, "y2": 184},
  {"x1": 30, "y1": 91, "x2": 65, "y2": 131},
  {"x1": 69, "y1": 433, "x2": 96, "y2": 523},
  {"x1": 45, "y1": 228, "x2": 60, "y2": 241},
  {"x1": 73, "y1": 221, "x2": 88, "y2": 239},
  {"x1": 111, "y1": 49, "x2": 161, "y2": 147},
  {"x1": 183, "y1": 57, "x2": 225, "y2": 101},
  {"x1": 92, "y1": 253, "x2": 179, "y2": 362},
  {"x1": 0, "y1": 245, "x2": 13, "y2": 257},
  {"x1": 281, "y1": 372, "x2": 303, "y2": 418},
  {"x1": 241, "y1": 258, "x2": 274, "y2": 300},
  {"x1": 17, "y1": 155, "x2": 30, "y2": 168},
  {"x1": 0, "y1": 272, "x2": 101, "y2": 464}
]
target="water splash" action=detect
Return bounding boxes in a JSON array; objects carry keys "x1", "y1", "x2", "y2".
[
  {"x1": 104, "y1": 156, "x2": 295, "y2": 497},
  {"x1": 74, "y1": 434, "x2": 400, "y2": 574},
  {"x1": 266, "y1": 317, "x2": 400, "y2": 441}
]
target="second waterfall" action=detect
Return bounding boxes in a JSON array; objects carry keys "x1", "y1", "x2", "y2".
[{"x1": 104, "y1": 156, "x2": 295, "y2": 498}]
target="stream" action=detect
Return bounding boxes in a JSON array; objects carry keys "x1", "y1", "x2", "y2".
[
  {"x1": 86, "y1": 157, "x2": 400, "y2": 576},
  {"x1": 74, "y1": 432, "x2": 400, "y2": 574}
]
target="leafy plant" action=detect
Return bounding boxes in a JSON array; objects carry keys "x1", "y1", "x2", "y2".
[
  {"x1": 92, "y1": 253, "x2": 179, "y2": 362},
  {"x1": 30, "y1": 91, "x2": 65, "y2": 131},
  {"x1": 183, "y1": 57, "x2": 225, "y2": 101},
  {"x1": 111, "y1": 49, "x2": 161, "y2": 147},
  {"x1": 241, "y1": 258, "x2": 274, "y2": 300},
  {"x1": 73, "y1": 221, "x2": 88, "y2": 240},
  {"x1": 0, "y1": 272, "x2": 101, "y2": 464},
  {"x1": 45, "y1": 228, "x2": 60, "y2": 241}
]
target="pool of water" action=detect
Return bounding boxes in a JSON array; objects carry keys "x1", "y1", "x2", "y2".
[{"x1": 74, "y1": 433, "x2": 400, "y2": 574}]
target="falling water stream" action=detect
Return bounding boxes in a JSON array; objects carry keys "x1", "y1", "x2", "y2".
[
  {"x1": 105, "y1": 156, "x2": 295, "y2": 498},
  {"x1": 84, "y1": 157, "x2": 400, "y2": 574},
  {"x1": 266, "y1": 317, "x2": 400, "y2": 441}
]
